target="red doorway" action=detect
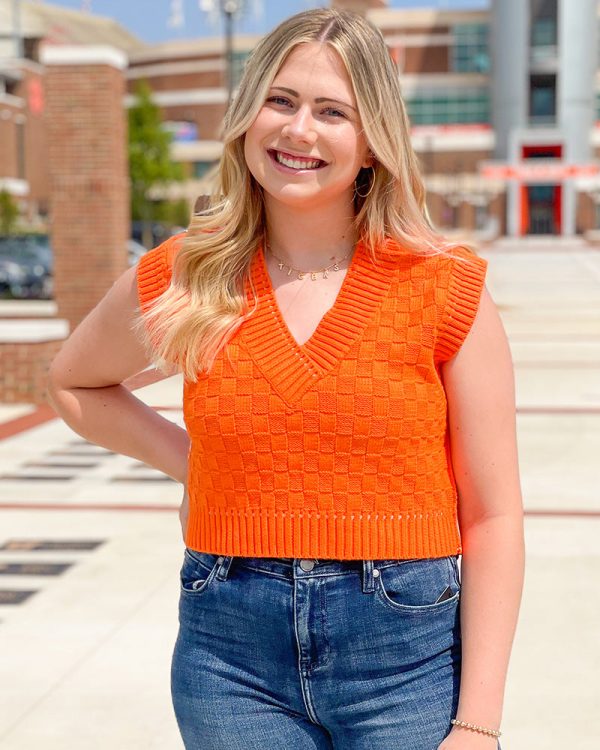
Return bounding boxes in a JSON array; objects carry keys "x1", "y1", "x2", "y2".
[
  {"x1": 520, "y1": 184, "x2": 562, "y2": 235},
  {"x1": 519, "y1": 145, "x2": 563, "y2": 235}
]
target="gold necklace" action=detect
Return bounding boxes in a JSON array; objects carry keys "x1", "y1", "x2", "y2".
[{"x1": 266, "y1": 243, "x2": 352, "y2": 281}]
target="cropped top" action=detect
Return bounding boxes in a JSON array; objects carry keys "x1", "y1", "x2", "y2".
[{"x1": 136, "y1": 233, "x2": 488, "y2": 560}]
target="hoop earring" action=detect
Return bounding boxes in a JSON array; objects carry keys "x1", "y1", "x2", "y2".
[{"x1": 354, "y1": 167, "x2": 375, "y2": 199}]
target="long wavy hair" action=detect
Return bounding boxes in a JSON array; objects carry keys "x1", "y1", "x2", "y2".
[{"x1": 135, "y1": 8, "x2": 458, "y2": 380}]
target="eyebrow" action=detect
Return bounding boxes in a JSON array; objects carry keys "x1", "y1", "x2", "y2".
[{"x1": 269, "y1": 86, "x2": 357, "y2": 112}]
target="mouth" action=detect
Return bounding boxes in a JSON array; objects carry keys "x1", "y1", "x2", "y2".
[{"x1": 267, "y1": 149, "x2": 328, "y2": 171}]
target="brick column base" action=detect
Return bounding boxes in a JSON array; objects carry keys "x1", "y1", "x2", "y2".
[{"x1": 0, "y1": 320, "x2": 68, "y2": 404}]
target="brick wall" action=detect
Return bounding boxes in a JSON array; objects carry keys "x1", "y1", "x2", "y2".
[
  {"x1": 403, "y1": 45, "x2": 450, "y2": 74},
  {"x1": 42, "y1": 46, "x2": 130, "y2": 331},
  {"x1": 576, "y1": 192, "x2": 596, "y2": 233},
  {"x1": 332, "y1": 0, "x2": 387, "y2": 12},
  {"x1": 0, "y1": 338, "x2": 63, "y2": 404},
  {"x1": 0, "y1": 98, "x2": 21, "y2": 179},
  {"x1": 129, "y1": 70, "x2": 224, "y2": 92},
  {"x1": 18, "y1": 66, "x2": 49, "y2": 216}
]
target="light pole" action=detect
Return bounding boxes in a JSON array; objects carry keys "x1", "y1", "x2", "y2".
[
  {"x1": 221, "y1": 0, "x2": 245, "y2": 103},
  {"x1": 12, "y1": 0, "x2": 23, "y2": 58},
  {"x1": 201, "y1": 0, "x2": 246, "y2": 104}
]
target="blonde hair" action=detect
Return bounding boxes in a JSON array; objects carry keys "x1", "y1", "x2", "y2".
[{"x1": 136, "y1": 8, "x2": 459, "y2": 380}]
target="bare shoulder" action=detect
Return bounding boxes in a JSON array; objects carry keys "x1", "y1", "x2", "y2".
[{"x1": 48, "y1": 264, "x2": 153, "y2": 390}]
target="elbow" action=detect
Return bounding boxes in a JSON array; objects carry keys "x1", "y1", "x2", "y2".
[
  {"x1": 45, "y1": 357, "x2": 69, "y2": 410},
  {"x1": 44, "y1": 366, "x2": 60, "y2": 411}
]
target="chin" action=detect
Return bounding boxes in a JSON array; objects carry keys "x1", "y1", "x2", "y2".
[{"x1": 269, "y1": 185, "x2": 354, "y2": 209}]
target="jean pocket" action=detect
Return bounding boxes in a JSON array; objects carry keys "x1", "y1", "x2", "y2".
[
  {"x1": 179, "y1": 547, "x2": 220, "y2": 596},
  {"x1": 375, "y1": 556, "x2": 460, "y2": 614}
]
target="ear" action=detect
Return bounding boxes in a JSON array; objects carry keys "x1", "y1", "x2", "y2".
[{"x1": 362, "y1": 151, "x2": 375, "y2": 169}]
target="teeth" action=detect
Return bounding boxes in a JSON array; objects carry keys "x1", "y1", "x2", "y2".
[{"x1": 275, "y1": 152, "x2": 322, "y2": 170}]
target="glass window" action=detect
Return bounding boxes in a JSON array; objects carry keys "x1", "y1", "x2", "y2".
[
  {"x1": 530, "y1": 0, "x2": 558, "y2": 47},
  {"x1": 406, "y1": 89, "x2": 490, "y2": 125},
  {"x1": 452, "y1": 23, "x2": 490, "y2": 73},
  {"x1": 529, "y1": 73, "x2": 556, "y2": 123}
]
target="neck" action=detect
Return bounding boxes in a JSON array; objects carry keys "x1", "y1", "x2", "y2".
[{"x1": 264, "y1": 195, "x2": 357, "y2": 267}]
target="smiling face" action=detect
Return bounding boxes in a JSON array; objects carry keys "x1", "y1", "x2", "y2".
[{"x1": 243, "y1": 42, "x2": 372, "y2": 213}]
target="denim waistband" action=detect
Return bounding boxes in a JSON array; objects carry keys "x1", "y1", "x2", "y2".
[{"x1": 184, "y1": 549, "x2": 459, "y2": 597}]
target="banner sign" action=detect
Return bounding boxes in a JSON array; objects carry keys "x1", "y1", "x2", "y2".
[{"x1": 480, "y1": 162, "x2": 600, "y2": 181}]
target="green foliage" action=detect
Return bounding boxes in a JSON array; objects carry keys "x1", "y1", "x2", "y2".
[
  {"x1": 128, "y1": 80, "x2": 184, "y2": 225},
  {"x1": 148, "y1": 199, "x2": 189, "y2": 228},
  {"x1": 170, "y1": 198, "x2": 190, "y2": 228},
  {"x1": 0, "y1": 190, "x2": 19, "y2": 234}
]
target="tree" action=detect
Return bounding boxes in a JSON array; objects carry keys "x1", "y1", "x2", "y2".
[
  {"x1": 128, "y1": 80, "x2": 183, "y2": 246},
  {"x1": 0, "y1": 190, "x2": 19, "y2": 235}
]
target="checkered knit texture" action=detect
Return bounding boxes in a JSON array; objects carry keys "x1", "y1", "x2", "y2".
[{"x1": 137, "y1": 233, "x2": 488, "y2": 560}]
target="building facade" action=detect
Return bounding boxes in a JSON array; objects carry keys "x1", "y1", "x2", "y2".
[{"x1": 0, "y1": 0, "x2": 142, "y2": 223}]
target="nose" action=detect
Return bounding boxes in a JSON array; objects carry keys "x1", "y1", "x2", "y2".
[{"x1": 281, "y1": 104, "x2": 317, "y2": 145}]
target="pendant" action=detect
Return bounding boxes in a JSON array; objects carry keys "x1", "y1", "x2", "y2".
[
  {"x1": 278, "y1": 262, "x2": 284, "y2": 271},
  {"x1": 297, "y1": 272, "x2": 305, "y2": 280},
  {"x1": 310, "y1": 272, "x2": 317, "y2": 281},
  {"x1": 287, "y1": 267, "x2": 292, "y2": 276},
  {"x1": 333, "y1": 263, "x2": 339, "y2": 271},
  {"x1": 323, "y1": 270, "x2": 329, "y2": 279}
]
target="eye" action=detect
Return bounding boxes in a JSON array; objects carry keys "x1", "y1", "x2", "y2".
[
  {"x1": 266, "y1": 95, "x2": 292, "y2": 107},
  {"x1": 322, "y1": 107, "x2": 348, "y2": 119}
]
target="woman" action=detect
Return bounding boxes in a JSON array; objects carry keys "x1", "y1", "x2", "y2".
[{"x1": 47, "y1": 9, "x2": 524, "y2": 750}]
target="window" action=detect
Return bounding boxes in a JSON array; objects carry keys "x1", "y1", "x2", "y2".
[
  {"x1": 406, "y1": 89, "x2": 490, "y2": 125},
  {"x1": 529, "y1": 73, "x2": 556, "y2": 123},
  {"x1": 530, "y1": 0, "x2": 558, "y2": 48},
  {"x1": 452, "y1": 24, "x2": 490, "y2": 73}
]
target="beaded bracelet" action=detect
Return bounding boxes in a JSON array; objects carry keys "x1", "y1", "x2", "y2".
[{"x1": 451, "y1": 718, "x2": 502, "y2": 738}]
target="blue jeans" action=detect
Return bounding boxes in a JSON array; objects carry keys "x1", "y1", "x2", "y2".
[{"x1": 171, "y1": 549, "x2": 502, "y2": 750}]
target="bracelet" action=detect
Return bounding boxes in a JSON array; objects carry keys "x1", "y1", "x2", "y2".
[{"x1": 451, "y1": 718, "x2": 502, "y2": 738}]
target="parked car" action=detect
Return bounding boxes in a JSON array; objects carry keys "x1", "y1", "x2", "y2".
[
  {"x1": 0, "y1": 235, "x2": 53, "y2": 299},
  {"x1": 127, "y1": 239, "x2": 148, "y2": 266},
  {"x1": 0, "y1": 235, "x2": 151, "y2": 299},
  {"x1": 131, "y1": 221, "x2": 171, "y2": 249},
  {"x1": 0, "y1": 257, "x2": 27, "y2": 297}
]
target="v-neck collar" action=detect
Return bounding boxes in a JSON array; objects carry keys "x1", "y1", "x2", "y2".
[
  {"x1": 258, "y1": 240, "x2": 363, "y2": 351},
  {"x1": 239, "y1": 239, "x2": 398, "y2": 405}
]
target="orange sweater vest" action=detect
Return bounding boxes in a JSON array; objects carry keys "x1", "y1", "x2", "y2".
[{"x1": 137, "y1": 234, "x2": 487, "y2": 560}]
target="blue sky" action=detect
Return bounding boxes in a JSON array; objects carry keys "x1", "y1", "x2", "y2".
[{"x1": 44, "y1": 0, "x2": 490, "y2": 43}]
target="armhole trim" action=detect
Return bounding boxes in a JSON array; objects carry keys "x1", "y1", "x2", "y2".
[{"x1": 435, "y1": 251, "x2": 488, "y2": 362}]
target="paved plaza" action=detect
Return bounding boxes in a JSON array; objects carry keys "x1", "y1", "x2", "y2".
[{"x1": 0, "y1": 237, "x2": 598, "y2": 749}]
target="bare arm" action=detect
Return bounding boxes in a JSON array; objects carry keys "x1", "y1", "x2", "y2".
[
  {"x1": 46, "y1": 265, "x2": 190, "y2": 484},
  {"x1": 438, "y1": 286, "x2": 526, "y2": 749}
]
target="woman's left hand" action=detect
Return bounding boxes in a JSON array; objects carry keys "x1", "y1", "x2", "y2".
[{"x1": 437, "y1": 727, "x2": 500, "y2": 749}]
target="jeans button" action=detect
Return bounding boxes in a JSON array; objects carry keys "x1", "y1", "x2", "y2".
[
  {"x1": 299, "y1": 559, "x2": 316, "y2": 571},
  {"x1": 217, "y1": 556, "x2": 224, "y2": 564}
]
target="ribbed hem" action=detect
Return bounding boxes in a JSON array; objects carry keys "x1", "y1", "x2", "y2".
[
  {"x1": 435, "y1": 250, "x2": 488, "y2": 362},
  {"x1": 184, "y1": 504, "x2": 462, "y2": 560}
]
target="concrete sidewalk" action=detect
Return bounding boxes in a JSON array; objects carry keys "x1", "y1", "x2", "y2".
[{"x1": 0, "y1": 240, "x2": 599, "y2": 749}]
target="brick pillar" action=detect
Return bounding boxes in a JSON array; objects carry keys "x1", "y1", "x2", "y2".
[{"x1": 41, "y1": 46, "x2": 129, "y2": 330}]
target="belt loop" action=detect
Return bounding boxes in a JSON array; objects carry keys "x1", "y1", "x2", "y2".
[
  {"x1": 215, "y1": 555, "x2": 234, "y2": 581},
  {"x1": 362, "y1": 559, "x2": 376, "y2": 593}
]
